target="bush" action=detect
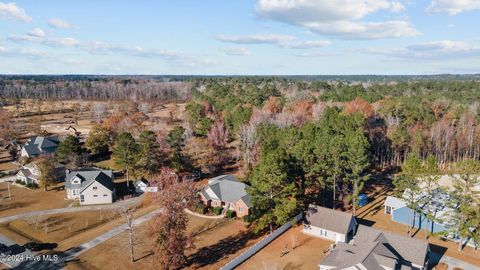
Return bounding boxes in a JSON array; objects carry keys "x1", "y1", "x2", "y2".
[
  {"x1": 225, "y1": 210, "x2": 236, "y2": 218},
  {"x1": 192, "y1": 203, "x2": 207, "y2": 214},
  {"x1": 26, "y1": 183, "x2": 38, "y2": 189},
  {"x1": 212, "y1": 207, "x2": 223, "y2": 215},
  {"x1": 15, "y1": 179, "x2": 23, "y2": 184},
  {"x1": 242, "y1": 214, "x2": 253, "y2": 223}
]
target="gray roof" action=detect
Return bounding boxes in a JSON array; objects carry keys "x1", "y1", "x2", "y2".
[
  {"x1": 321, "y1": 225, "x2": 429, "y2": 269},
  {"x1": 65, "y1": 168, "x2": 114, "y2": 192},
  {"x1": 22, "y1": 136, "x2": 60, "y2": 157},
  {"x1": 305, "y1": 205, "x2": 357, "y2": 235},
  {"x1": 202, "y1": 175, "x2": 251, "y2": 207}
]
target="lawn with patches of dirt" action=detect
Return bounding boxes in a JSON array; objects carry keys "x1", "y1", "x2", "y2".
[
  {"x1": 67, "y1": 214, "x2": 261, "y2": 270},
  {"x1": 0, "y1": 182, "x2": 70, "y2": 218}
]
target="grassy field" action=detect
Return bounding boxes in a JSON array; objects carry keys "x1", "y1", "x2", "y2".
[
  {"x1": 67, "y1": 213, "x2": 261, "y2": 270},
  {"x1": 1, "y1": 210, "x2": 118, "y2": 244},
  {"x1": 0, "y1": 182, "x2": 70, "y2": 218}
]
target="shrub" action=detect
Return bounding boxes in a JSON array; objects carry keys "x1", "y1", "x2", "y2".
[
  {"x1": 212, "y1": 207, "x2": 223, "y2": 215},
  {"x1": 26, "y1": 183, "x2": 38, "y2": 189},
  {"x1": 242, "y1": 214, "x2": 253, "y2": 223},
  {"x1": 15, "y1": 179, "x2": 23, "y2": 184},
  {"x1": 225, "y1": 210, "x2": 236, "y2": 218}
]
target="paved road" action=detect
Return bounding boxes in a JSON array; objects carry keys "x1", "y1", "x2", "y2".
[{"x1": 0, "y1": 197, "x2": 142, "y2": 223}]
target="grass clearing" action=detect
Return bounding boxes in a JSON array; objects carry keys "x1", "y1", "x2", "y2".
[
  {"x1": 68, "y1": 213, "x2": 260, "y2": 270},
  {"x1": 0, "y1": 182, "x2": 70, "y2": 218}
]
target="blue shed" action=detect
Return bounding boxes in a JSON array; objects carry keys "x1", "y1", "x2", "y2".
[{"x1": 357, "y1": 194, "x2": 369, "y2": 207}]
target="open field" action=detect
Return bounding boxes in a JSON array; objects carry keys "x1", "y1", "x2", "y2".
[
  {"x1": 67, "y1": 213, "x2": 261, "y2": 270},
  {"x1": 0, "y1": 210, "x2": 118, "y2": 244},
  {"x1": 0, "y1": 182, "x2": 70, "y2": 218},
  {"x1": 357, "y1": 177, "x2": 480, "y2": 268},
  {"x1": 238, "y1": 225, "x2": 331, "y2": 270}
]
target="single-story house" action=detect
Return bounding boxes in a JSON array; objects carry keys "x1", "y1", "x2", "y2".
[
  {"x1": 65, "y1": 168, "x2": 115, "y2": 205},
  {"x1": 303, "y1": 205, "x2": 357, "y2": 243},
  {"x1": 134, "y1": 178, "x2": 149, "y2": 193},
  {"x1": 384, "y1": 188, "x2": 450, "y2": 234},
  {"x1": 20, "y1": 136, "x2": 60, "y2": 158},
  {"x1": 16, "y1": 162, "x2": 65, "y2": 185},
  {"x1": 199, "y1": 175, "x2": 251, "y2": 217},
  {"x1": 319, "y1": 225, "x2": 430, "y2": 270}
]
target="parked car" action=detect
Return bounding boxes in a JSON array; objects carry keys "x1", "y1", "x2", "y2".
[
  {"x1": 30, "y1": 243, "x2": 57, "y2": 251},
  {"x1": 0, "y1": 244, "x2": 12, "y2": 255},
  {"x1": 23, "y1": 242, "x2": 40, "y2": 250}
]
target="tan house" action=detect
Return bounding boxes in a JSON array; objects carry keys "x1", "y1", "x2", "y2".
[
  {"x1": 200, "y1": 175, "x2": 251, "y2": 217},
  {"x1": 65, "y1": 168, "x2": 115, "y2": 205}
]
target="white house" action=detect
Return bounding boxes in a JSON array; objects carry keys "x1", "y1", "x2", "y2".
[
  {"x1": 65, "y1": 168, "x2": 115, "y2": 205},
  {"x1": 16, "y1": 162, "x2": 65, "y2": 185},
  {"x1": 134, "y1": 178, "x2": 149, "y2": 193},
  {"x1": 303, "y1": 205, "x2": 357, "y2": 243}
]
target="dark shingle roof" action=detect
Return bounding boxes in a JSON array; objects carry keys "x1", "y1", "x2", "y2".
[
  {"x1": 320, "y1": 225, "x2": 430, "y2": 269},
  {"x1": 65, "y1": 168, "x2": 114, "y2": 192},
  {"x1": 22, "y1": 136, "x2": 60, "y2": 156},
  {"x1": 305, "y1": 205, "x2": 357, "y2": 235}
]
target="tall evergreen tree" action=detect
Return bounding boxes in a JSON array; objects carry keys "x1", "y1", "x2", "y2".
[
  {"x1": 56, "y1": 135, "x2": 82, "y2": 165},
  {"x1": 113, "y1": 132, "x2": 139, "y2": 188},
  {"x1": 137, "y1": 130, "x2": 163, "y2": 175},
  {"x1": 248, "y1": 148, "x2": 302, "y2": 233}
]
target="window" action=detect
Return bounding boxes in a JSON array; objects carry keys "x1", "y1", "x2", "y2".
[
  {"x1": 386, "y1": 206, "x2": 392, "y2": 214},
  {"x1": 239, "y1": 207, "x2": 243, "y2": 213},
  {"x1": 93, "y1": 186, "x2": 97, "y2": 190},
  {"x1": 103, "y1": 194, "x2": 107, "y2": 197},
  {"x1": 94, "y1": 195, "x2": 98, "y2": 197},
  {"x1": 80, "y1": 195, "x2": 84, "y2": 202}
]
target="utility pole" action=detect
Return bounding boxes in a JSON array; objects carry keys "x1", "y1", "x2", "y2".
[{"x1": 7, "y1": 180, "x2": 11, "y2": 199}]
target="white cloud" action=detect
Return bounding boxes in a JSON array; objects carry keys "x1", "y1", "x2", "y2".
[
  {"x1": 45, "y1": 37, "x2": 79, "y2": 47},
  {"x1": 281, "y1": 40, "x2": 331, "y2": 49},
  {"x1": 8, "y1": 32, "x2": 79, "y2": 47},
  {"x1": 364, "y1": 40, "x2": 480, "y2": 60},
  {"x1": 88, "y1": 41, "x2": 218, "y2": 68},
  {"x1": 216, "y1": 33, "x2": 331, "y2": 50},
  {"x1": 28, "y1": 28, "x2": 46, "y2": 38},
  {"x1": 255, "y1": 0, "x2": 419, "y2": 39},
  {"x1": 426, "y1": 0, "x2": 480, "y2": 15},
  {"x1": 0, "y1": 2, "x2": 31, "y2": 22},
  {"x1": 48, "y1": 18, "x2": 74, "y2": 29},
  {"x1": 220, "y1": 47, "x2": 251, "y2": 56},
  {"x1": 215, "y1": 33, "x2": 295, "y2": 44}
]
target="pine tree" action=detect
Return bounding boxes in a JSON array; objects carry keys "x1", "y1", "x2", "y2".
[
  {"x1": 248, "y1": 148, "x2": 301, "y2": 233},
  {"x1": 137, "y1": 130, "x2": 163, "y2": 175},
  {"x1": 56, "y1": 135, "x2": 82, "y2": 165},
  {"x1": 112, "y1": 132, "x2": 139, "y2": 188}
]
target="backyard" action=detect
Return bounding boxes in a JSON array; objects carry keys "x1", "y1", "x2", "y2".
[
  {"x1": 238, "y1": 225, "x2": 331, "y2": 270},
  {"x1": 0, "y1": 182, "x2": 70, "y2": 218},
  {"x1": 67, "y1": 213, "x2": 262, "y2": 270}
]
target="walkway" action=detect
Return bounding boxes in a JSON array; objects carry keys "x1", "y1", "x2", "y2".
[
  {"x1": 0, "y1": 197, "x2": 141, "y2": 223},
  {"x1": 184, "y1": 208, "x2": 224, "y2": 219}
]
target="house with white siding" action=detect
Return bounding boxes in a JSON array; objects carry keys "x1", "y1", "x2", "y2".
[
  {"x1": 65, "y1": 168, "x2": 115, "y2": 205},
  {"x1": 303, "y1": 205, "x2": 357, "y2": 243}
]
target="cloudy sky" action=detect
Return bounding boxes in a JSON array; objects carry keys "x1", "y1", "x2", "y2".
[{"x1": 0, "y1": 0, "x2": 479, "y2": 75}]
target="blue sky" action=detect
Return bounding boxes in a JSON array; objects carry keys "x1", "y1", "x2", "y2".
[{"x1": 0, "y1": 0, "x2": 479, "y2": 75}]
